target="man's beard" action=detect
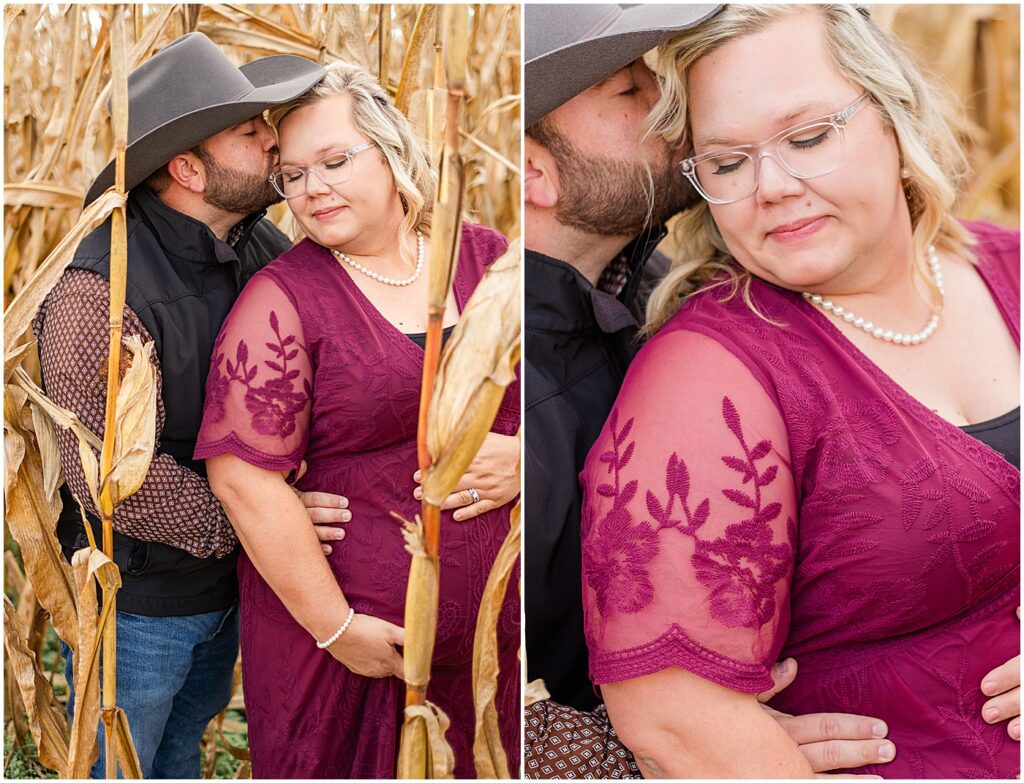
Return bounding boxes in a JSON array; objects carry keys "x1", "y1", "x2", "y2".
[
  {"x1": 195, "y1": 148, "x2": 282, "y2": 215},
  {"x1": 549, "y1": 135, "x2": 694, "y2": 237}
]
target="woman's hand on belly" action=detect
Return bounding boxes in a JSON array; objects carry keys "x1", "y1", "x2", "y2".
[
  {"x1": 980, "y1": 606, "x2": 1021, "y2": 741},
  {"x1": 413, "y1": 430, "x2": 521, "y2": 521},
  {"x1": 327, "y1": 613, "x2": 405, "y2": 679}
]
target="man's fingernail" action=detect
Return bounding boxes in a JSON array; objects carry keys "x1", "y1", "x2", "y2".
[
  {"x1": 872, "y1": 721, "x2": 887, "y2": 737},
  {"x1": 982, "y1": 680, "x2": 998, "y2": 695},
  {"x1": 339, "y1": 498, "x2": 348, "y2": 508},
  {"x1": 335, "y1": 530, "x2": 345, "y2": 540},
  {"x1": 777, "y1": 659, "x2": 790, "y2": 675},
  {"x1": 984, "y1": 707, "x2": 999, "y2": 722},
  {"x1": 1010, "y1": 722, "x2": 1021, "y2": 740},
  {"x1": 341, "y1": 512, "x2": 352, "y2": 521},
  {"x1": 878, "y1": 742, "x2": 895, "y2": 761}
]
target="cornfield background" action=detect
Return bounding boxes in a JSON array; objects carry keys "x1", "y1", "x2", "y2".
[
  {"x1": 4, "y1": 4, "x2": 519, "y2": 778},
  {"x1": 661, "y1": 3, "x2": 1020, "y2": 260}
]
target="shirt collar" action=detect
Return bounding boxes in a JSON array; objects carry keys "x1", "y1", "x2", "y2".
[{"x1": 130, "y1": 186, "x2": 267, "y2": 266}]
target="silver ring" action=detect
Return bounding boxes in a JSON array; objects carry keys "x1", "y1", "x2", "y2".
[{"x1": 468, "y1": 487, "x2": 480, "y2": 504}]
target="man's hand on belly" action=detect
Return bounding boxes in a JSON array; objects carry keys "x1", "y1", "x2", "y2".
[{"x1": 980, "y1": 606, "x2": 1021, "y2": 741}]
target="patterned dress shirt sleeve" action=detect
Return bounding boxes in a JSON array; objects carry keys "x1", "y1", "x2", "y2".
[{"x1": 33, "y1": 268, "x2": 238, "y2": 559}]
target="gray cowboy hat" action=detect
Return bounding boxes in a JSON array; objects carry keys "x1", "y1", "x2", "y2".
[
  {"x1": 525, "y1": 4, "x2": 722, "y2": 127},
  {"x1": 83, "y1": 32, "x2": 325, "y2": 207}
]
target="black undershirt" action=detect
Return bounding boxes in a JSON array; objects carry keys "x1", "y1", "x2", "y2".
[
  {"x1": 960, "y1": 407, "x2": 1020, "y2": 469},
  {"x1": 405, "y1": 323, "x2": 456, "y2": 350}
]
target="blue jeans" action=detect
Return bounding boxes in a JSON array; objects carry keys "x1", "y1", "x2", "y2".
[{"x1": 62, "y1": 606, "x2": 239, "y2": 779}]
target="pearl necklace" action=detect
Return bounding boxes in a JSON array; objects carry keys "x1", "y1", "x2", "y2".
[
  {"x1": 331, "y1": 231, "x2": 424, "y2": 286},
  {"x1": 802, "y1": 245, "x2": 943, "y2": 346}
]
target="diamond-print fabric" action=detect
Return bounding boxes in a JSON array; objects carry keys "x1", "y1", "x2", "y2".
[
  {"x1": 525, "y1": 700, "x2": 641, "y2": 779},
  {"x1": 32, "y1": 268, "x2": 238, "y2": 559}
]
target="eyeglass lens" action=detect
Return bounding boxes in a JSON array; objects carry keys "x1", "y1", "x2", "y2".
[
  {"x1": 692, "y1": 122, "x2": 845, "y2": 203},
  {"x1": 273, "y1": 153, "x2": 356, "y2": 198}
]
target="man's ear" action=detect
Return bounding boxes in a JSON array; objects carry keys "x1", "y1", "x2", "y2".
[
  {"x1": 524, "y1": 136, "x2": 559, "y2": 209},
  {"x1": 166, "y1": 152, "x2": 206, "y2": 194}
]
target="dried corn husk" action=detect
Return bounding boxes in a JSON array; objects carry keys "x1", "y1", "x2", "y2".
[
  {"x1": 102, "y1": 335, "x2": 156, "y2": 507},
  {"x1": 398, "y1": 703, "x2": 455, "y2": 779},
  {"x1": 399, "y1": 514, "x2": 439, "y2": 691},
  {"x1": 524, "y1": 679, "x2": 551, "y2": 708},
  {"x1": 422, "y1": 239, "x2": 521, "y2": 504},
  {"x1": 471, "y1": 502, "x2": 519, "y2": 778}
]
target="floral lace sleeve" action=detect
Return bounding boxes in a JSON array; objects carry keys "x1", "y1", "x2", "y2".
[
  {"x1": 194, "y1": 273, "x2": 312, "y2": 472},
  {"x1": 581, "y1": 329, "x2": 795, "y2": 694}
]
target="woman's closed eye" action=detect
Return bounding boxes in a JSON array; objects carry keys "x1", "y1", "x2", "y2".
[
  {"x1": 282, "y1": 169, "x2": 305, "y2": 184},
  {"x1": 787, "y1": 127, "x2": 832, "y2": 150},
  {"x1": 322, "y1": 154, "x2": 351, "y2": 170},
  {"x1": 711, "y1": 155, "x2": 749, "y2": 176}
]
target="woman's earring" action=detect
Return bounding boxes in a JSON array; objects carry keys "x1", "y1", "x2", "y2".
[{"x1": 901, "y1": 166, "x2": 911, "y2": 179}]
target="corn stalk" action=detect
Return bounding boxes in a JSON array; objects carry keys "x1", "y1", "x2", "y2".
[
  {"x1": 397, "y1": 6, "x2": 467, "y2": 779},
  {"x1": 98, "y1": 6, "x2": 136, "y2": 777}
]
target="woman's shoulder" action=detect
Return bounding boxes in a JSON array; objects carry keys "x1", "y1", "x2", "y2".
[
  {"x1": 249, "y1": 237, "x2": 328, "y2": 289},
  {"x1": 459, "y1": 221, "x2": 509, "y2": 266},
  {"x1": 962, "y1": 219, "x2": 1020, "y2": 292}
]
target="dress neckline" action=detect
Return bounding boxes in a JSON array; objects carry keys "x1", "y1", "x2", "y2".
[
  {"x1": 791, "y1": 253, "x2": 1020, "y2": 495},
  {"x1": 319, "y1": 238, "x2": 467, "y2": 360}
]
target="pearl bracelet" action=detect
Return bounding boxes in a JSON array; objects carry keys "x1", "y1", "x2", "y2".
[{"x1": 316, "y1": 607, "x2": 355, "y2": 650}]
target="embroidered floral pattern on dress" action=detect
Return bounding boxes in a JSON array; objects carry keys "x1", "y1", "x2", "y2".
[
  {"x1": 585, "y1": 397, "x2": 793, "y2": 630},
  {"x1": 208, "y1": 310, "x2": 312, "y2": 437}
]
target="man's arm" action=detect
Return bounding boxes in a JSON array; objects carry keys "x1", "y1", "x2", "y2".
[{"x1": 36, "y1": 269, "x2": 237, "y2": 559}]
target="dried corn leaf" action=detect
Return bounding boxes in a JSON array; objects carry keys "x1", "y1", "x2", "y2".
[
  {"x1": 103, "y1": 335, "x2": 156, "y2": 506},
  {"x1": 234, "y1": 760, "x2": 252, "y2": 779},
  {"x1": 31, "y1": 400, "x2": 63, "y2": 502},
  {"x1": 112, "y1": 706, "x2": 143, "y2": 779},
  {"x1": 65, "y1": 547, "x2": 122, "y2": 778},
  {"x1": 422, "y1": 239, "x2": 520, "y2": 503},
  {"x1": 5, "y1": 549, "x2": 28, "y2": 598},
  {"x1": 395, "y1": 5, "x2": 439, "y2": 115},
  {"x1": 4, "y1": 182, "x2": 82, "y2": 209},
  {"x1": 4, "y1": 594, "x2": 70, "y2": 773},
  {"x1": 5, "y1": 386, "x2": 28, "y2": 504},
  {"x1": 4, "y1": 387, "x2": 78, "y2": 653},
  {"x1": 4, "y1": 188, "x2": 125, "y2": 355},
  {"x1": 12, "y1": 365, "x2": 103, "y2": 451},
  {"x1": 5, "y1": 341, "x2": 34, "y2": 381},
  {"x1": 471, "y1": 502, "x2": 519, "y2": 778}
]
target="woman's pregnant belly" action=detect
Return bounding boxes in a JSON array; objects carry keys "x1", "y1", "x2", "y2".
[{"x1": 770, "y1": 584, "x2": 1020, "y2": 778}]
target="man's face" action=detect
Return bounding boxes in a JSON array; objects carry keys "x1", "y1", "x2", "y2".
[
  {"x1": 539, "y1": 60, "x2": 694, "y2": 236},
  {"x1": 193, "y1": 117, "x2": 281, "y2": 215}
]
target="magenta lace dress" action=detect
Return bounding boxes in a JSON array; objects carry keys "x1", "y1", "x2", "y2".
[
  {"x1": 194, "y1": 223, "x2": 520, "y2": 779},
  {"x1": 581, "y1": 221, "x2": 1020, "y2": 778}
]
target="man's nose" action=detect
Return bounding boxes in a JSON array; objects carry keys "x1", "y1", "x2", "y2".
[
  {"x1": 756, "y1": 153, "x2": 804, "y2": 204},
  {"x1": 256, "y1": 118, "x2": 277, "y2": 152}
]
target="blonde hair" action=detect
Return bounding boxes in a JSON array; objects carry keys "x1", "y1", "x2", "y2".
[
  {"x1": 267, "y1": 60, "x2": 435, "y2": 265},
  {"x1": 643, "y1": 4, "x2": 974, "y2": 337}
]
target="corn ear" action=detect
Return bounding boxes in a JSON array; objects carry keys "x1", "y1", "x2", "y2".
[{"x1": 422, "y1": 239, "x2": 520, "y2": 504}]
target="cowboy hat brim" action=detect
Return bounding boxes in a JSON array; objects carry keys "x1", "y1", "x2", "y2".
[
  {"x1": 83, "y1": 54, "x2": 324, "y2": 207},
  {"x1": 525, "y1": 4, "x2": 721, "y2": 127}
]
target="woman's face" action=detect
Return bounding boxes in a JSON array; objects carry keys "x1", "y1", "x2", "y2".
[
  {"x1": 276, "y1": 93, "x2": 406, "y2": 252},
  {"x1": 687, "y1": 11, "x2": 911, "y2": 293}
]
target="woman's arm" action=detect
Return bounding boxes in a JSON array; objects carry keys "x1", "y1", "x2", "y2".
[
  {"x1": 604, "y1": 667, "x2": 816, "y2": 778},
  {"x1": 208, "y1": 453, "x2": 404, "y2": 678}
]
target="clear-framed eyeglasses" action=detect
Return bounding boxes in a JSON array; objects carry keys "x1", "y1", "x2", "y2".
[
  {"x1": 269, "y1": 142, "x2": 375, "y2": 199},
  {"x1": 679, "y1": 93, "x2": 871, "y2": 205}
]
